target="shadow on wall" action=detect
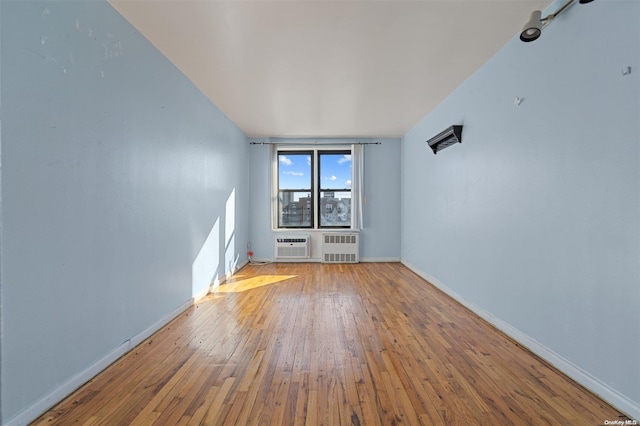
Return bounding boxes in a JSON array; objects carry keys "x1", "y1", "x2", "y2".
[{"x1": 191, "y1": 188, "x2": 240, "y2": 298}]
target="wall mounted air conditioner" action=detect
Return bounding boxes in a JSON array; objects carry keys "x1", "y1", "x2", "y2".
[
  {"x1": 427, "y1": 125, "x2": 463, "y2": 154},
  {"x1": 275, "y1": 236, "x2": 310, "y2": 259},
  {"x1": 322, "y1": 233, "x2": 359, "y2": 263}
]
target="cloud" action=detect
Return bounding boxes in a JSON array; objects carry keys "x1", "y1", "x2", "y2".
[
  {"x1": 284, "y1": 171, "x2": 304, "y2": 176},
  {"x1": 338, "y1": 155, "x2": 351, "y2": 165},
  {"x1": 322, "y1": 175, "x2": 337, "y2": 181},
  {"x1": 345, "y1": 180, "x2": 352, "y2": 187},
  {"x1": 307, "y1": 156, "x2": 311, "y2": 166},
  {"x1": 279, "y1": 156, "x2": 292, "y2": 166}
]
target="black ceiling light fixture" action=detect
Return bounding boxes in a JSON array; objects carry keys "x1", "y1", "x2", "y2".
[{"x1": 520, "y1": 0, "x2": 594, "y2": 42}]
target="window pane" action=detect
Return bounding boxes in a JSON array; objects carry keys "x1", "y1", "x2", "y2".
[
  {"x1": 319, "y1": 151, "x2": 351, "y2": 227},
  {"x1": 278, "y1": 153, "x2": 312, "y2": 190},
  {"x1": 279, "y1": 191, "x2": 312, "y2": 227},
  {"x1": 320, "y1": 191, "x2": 351, "y2": 227},
  {"x1": 319, "y1": 153, "x2": 351, "y2": 190}
]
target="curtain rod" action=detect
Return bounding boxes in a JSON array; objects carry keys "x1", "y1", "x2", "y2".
[{"x1": 249, "y1": 141, "x2": 381, "y2": 145}]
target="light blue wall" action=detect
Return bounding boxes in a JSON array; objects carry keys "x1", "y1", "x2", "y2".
[
  {"x1": 248, "y1": 138, "x2": 401, "y2": 261},
  {"x1": 3, "y1": 0, "x2": 638, "y2": 422},
  {"x1": 0, "y1": 1, "x2": 249, "y2": 423},
  {"x1": 402, "y1": 0, "x2": 639, "y2": 415},
  {"x1": 361, "y1": 139, "x2": 402, "y2": 260}
]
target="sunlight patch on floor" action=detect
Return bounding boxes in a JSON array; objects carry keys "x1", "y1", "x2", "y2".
[{"x1": 215, "y1": 274, "x2": 298, "y2": 293}]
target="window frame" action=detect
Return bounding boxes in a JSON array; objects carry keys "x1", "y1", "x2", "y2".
[
  {"x1": 318, "y1": 150, "x2": 352, "y2": 229},
  {"x1": 274, "y1": 145, "x2": 354, "y2": 230},
  {"x1": 276, "y1": 150, "x2": 314, "y2": 229}
]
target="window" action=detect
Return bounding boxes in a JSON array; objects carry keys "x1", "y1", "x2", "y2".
[
  {"x1": 276, "y1": 147, "x2": 355, "y2": 229},
  {"x1": 277, "y1": 151, "x2": 313, "y2": 228},
  {"x1": 318, "y1": 151, "x2": 351, "y2": 227}
]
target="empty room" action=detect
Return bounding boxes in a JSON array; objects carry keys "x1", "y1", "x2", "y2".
[{"x1": 1, "y1": 0, "x2": 638, "y2": 425}]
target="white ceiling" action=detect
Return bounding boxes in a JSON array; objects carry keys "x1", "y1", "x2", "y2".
[{"x1": 109, "y1": 0, "x2": 551, "y2": 138}]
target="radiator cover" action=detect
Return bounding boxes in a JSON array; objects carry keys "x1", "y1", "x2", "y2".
[{"x1": 322, "y1": 233, "x2": 359, "y2": 263}]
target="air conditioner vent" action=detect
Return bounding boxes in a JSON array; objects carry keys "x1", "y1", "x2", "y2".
[
  {"x1": 276, "y1": 238, "x2": 309, "y2": 244},
  {"x1": 426, "y1": 125, "x2": 463, "y2": 154},
  {"x1": 275, "y1": 235, "x2": 310, "y2": 259}
]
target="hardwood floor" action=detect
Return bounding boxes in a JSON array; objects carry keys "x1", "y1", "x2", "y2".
[{"x1": 33, "y1": 263, "x2": 627, "y2": 425}]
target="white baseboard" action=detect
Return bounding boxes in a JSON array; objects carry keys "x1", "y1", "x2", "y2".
[
  {"x1": 4, "y1": 299, "x2": 193, "y2": 426},
  {"x1": 360, "y1": 257, "x2": 401, "y2": 262},
  {"x1": 192, "y1": 287, "x2": 211, "y2": 303},
  {"x1": 236, "y1": 259, "x2": 249, "y2": 270},
  {"x1": 247, "y1": 258, "x2": 401, "y2": 264},
  {"x1": 276, "y1": 258, "x2": 322, "y2": 263},
  {"x1": 401, "y1": 260, "x2": 640, "y2": 421}
]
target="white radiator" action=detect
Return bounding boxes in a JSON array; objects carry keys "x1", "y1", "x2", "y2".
[
  {"x1": 275, "y1": 236, "x2": 310, "y2": 259},
  {"x1": 321, "y1": 233, "x2": 359, "y2": 263}
]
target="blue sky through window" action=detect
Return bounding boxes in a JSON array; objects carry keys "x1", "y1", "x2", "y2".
[
  {"x1": 278, "y1": 152, "x2": 352, "y2": 190},
  {"x1": 278, "y1": 153, "x2": 311, "y2": 189}
]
